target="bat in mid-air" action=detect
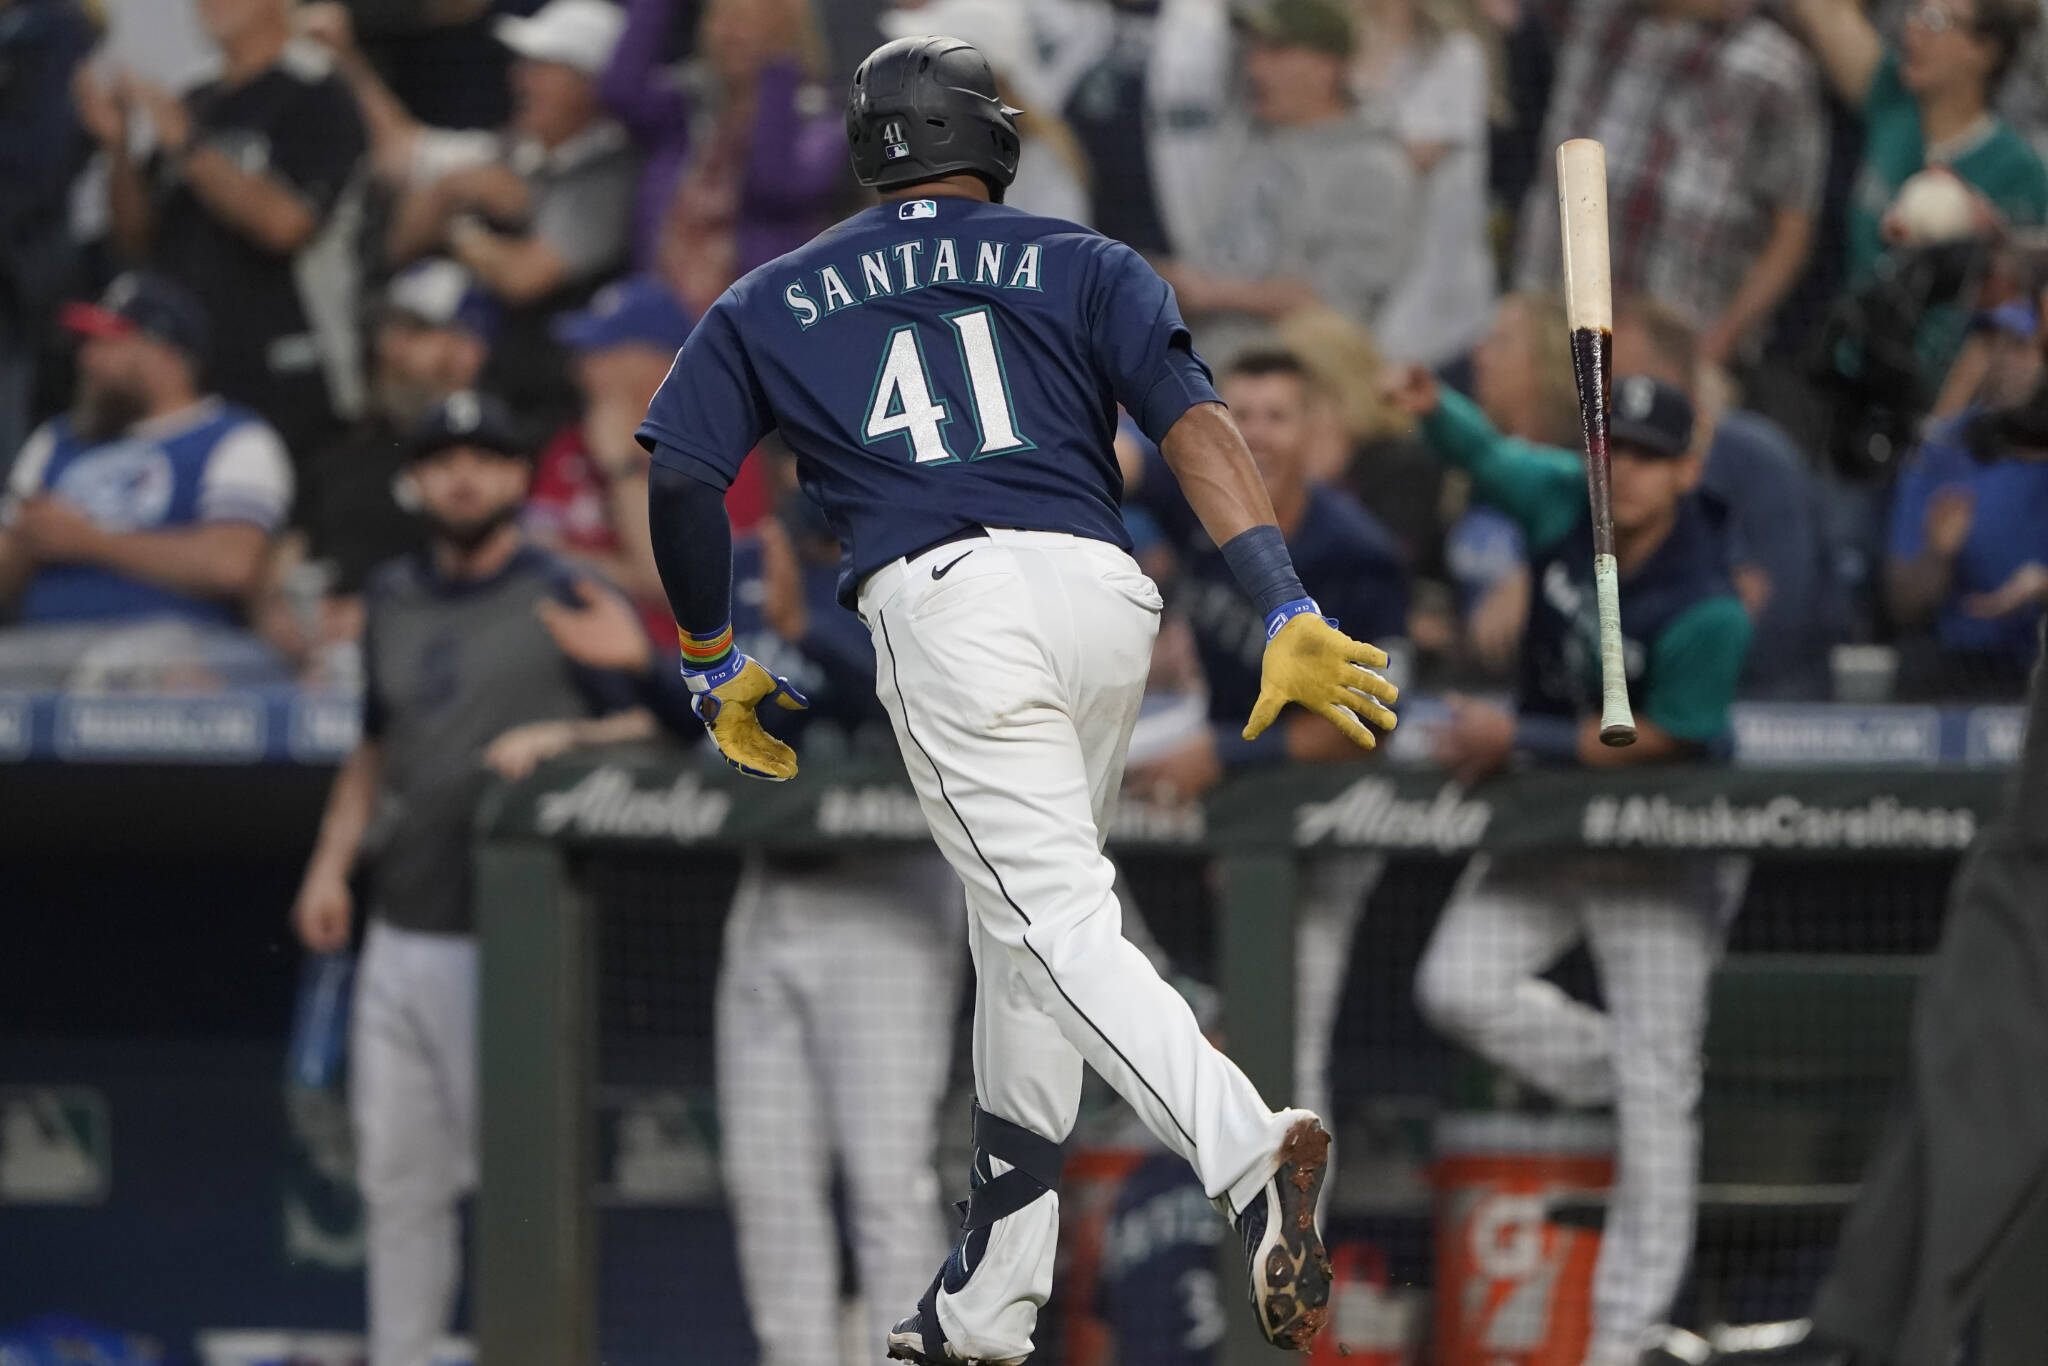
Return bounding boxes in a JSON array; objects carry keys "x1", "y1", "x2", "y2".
[{"x1": 1556, "y1": 137, "x2": 1637, "y2": 747}]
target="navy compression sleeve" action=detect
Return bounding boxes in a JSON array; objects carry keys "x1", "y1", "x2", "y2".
[{"x1": 648, "y1": 459, "x2": 736, "y2": 664}]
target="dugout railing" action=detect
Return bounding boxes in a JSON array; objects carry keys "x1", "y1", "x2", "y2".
[{"x1": 470, "y1": 751, "x2": 2048, "y2": 1366}]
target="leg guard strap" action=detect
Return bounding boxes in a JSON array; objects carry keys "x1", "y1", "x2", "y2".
[{"x1": 962, "y1": 1104, "x2": 1064, "y2": 1232}]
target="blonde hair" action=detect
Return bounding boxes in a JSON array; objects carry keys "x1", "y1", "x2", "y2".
[
  {"x1": 1275, "y1": 305, "x2": 1413, "y2": 444},
  {"x1": 1497, "y1": 292, "x2": 1582, "y2": 447}
]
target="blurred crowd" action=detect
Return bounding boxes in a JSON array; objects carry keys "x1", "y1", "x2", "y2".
[{"x1": 5, "y1": 0, "x2": 2048, "y2": 707}]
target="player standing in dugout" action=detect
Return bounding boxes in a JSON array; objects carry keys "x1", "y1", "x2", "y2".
[{"x1": 639, "y1": 35, "x2": 1401, "y2": 1365}]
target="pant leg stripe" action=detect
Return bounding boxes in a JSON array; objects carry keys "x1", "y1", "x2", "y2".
[{"x1": 877, "y1": 609, "x2": 1200, "y2": 1153}]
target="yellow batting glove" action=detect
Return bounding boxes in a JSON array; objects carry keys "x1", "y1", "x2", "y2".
[
  {"x1": 1243, "y1": 605, "x2": 1399, "y2": 752},
  {"x1": 683, "y1": 651, "x2": 811, "y2": 781}
]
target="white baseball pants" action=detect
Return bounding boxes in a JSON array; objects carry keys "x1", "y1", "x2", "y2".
[
  {"x1": 860, "y1": 529, "x2": 1305, "y2": 1362},
  {"x1": 1413, "y1": 853, "x2": 1748, "y2": 1366},
  {"x1": 716, "y1": 849, "x2": 966, "y2": 1366},
  {"x1": 350, "y1": 921, "x2": 478, "y2": 1366}
]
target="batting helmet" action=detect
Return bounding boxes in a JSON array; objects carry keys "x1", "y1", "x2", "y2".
[{"x1": 846, "y1": 35, "x2": 1022, "y2": 200}]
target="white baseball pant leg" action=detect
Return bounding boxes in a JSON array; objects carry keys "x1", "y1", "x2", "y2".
[
  {"x1": 1414, "y1": 855, "x2": 1744, "y2": 1366},
  {"x1": 862, "y1": 530, "x2": 1306, "y2": 1362},
  {"x1": 715, "y1": 850, "x2": 965, "y2": 1365},
  {"x1": 350, "y1": 921, "x2": 478, "y2": 1366}
]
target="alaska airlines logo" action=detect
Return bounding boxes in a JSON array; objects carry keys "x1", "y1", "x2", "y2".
[
  {"x1": 1294, "y1": 779, "x2": 1491, "y2": 851},
  {"x1": 535, "y1": 767, "x2": 732, "y2": 842}
]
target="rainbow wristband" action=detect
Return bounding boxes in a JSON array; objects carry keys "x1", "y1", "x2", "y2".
[{"x1": 678, "y1": 623, "x2": 737, "y2": 692}]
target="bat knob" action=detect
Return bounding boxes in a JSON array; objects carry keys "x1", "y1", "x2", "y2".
[{"x1": 1599, "y1": 724, "x2": 1637, "y2": 748}]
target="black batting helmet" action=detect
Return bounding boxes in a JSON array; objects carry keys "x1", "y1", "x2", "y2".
[{"x1": 847, "y1": 35, "x2": 1022, "y2": 200}]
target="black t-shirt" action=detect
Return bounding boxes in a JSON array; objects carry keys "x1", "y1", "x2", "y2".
[
  {"x1": 152, "y1": 41, "x2": 365, "y2": 436},
  {"x1": 300, "y1": 416, "x2": 427, "y2": 595}
]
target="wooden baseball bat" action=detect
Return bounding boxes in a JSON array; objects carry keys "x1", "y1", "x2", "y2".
[{"x1": 1556, "y1": 138, "x2": 1636, "y2": 747}]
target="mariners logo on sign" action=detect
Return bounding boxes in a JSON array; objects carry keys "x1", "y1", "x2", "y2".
[
  {"x1": 882, "y1": 120, "x2": 911, "y2": 162},
  {"x1": 0, "y1": 1088, "x2": 110, "y2": 1204}
]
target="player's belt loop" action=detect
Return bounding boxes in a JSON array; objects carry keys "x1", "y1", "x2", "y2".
[{"x1": 905, "y1": 524, "x2": 990, "y2": 564}]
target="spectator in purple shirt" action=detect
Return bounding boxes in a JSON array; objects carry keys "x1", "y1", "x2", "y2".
[{"x1": 599, "y1": 0, "x2": 844, "y2": 317}]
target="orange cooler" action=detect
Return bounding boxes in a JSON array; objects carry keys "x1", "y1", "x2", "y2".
[{"x1": 1431, "y1": 1113, "x2": 1615, "y2": 1366}]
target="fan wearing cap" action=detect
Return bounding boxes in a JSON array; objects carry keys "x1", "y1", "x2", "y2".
[
  {"x1": 291, "y1": 387, "x2": 692, "y2": 1366},
  {"x1": 526, "y1": 274, "x2": 693, "y2": 631},
  {"x1": 308, "y1": 0, "x2": 636, "y2": 425},
  {"x1": 296, "y1": 259, "x2": 498, "y2": 613},
  {"x1": 597, "y1": 0, "x2": 844, "y2": 310},
  {"x1": 1384, "y1": 354, "x2": 1752, "y2": 1366},
  {"x1": 1152, "y1": 0, "x2": 1420, "y2": 365},
  {"x1": 74, "y1": 0, "x2": 367, "y2": 462},
  {"x1": 0, "y1": 272, "x2": 295, "y2": 683}
]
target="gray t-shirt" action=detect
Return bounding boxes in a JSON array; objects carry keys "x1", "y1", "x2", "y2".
[
  {"x1": 360, "y1": 545, "x2": 642, "y2": 934},
  {"x1": 412, "y1": 120, "x2": 638, "y2": 284},
  {"x1": 1188, "y1": 107, "x2": 1418, "y2": 362}
]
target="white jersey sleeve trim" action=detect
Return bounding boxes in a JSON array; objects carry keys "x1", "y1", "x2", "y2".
[{"x1": 200, "y1": 421, "x2": 296, "y2": 530}]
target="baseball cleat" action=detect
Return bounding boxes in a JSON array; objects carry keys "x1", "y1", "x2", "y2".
[{"x1": 1236, "y1": 1115, "x2": 1333, "y2": 1351}]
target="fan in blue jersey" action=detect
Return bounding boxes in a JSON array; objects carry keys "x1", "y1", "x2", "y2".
[{"x1": 639, "y1": 35, "x2": 1403, "y2": 1364}]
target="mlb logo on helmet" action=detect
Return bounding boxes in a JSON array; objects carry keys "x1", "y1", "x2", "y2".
[
  {"x1": 882, "y1": 119, "x2": 910, "y2": 161},
  {"x1": 899, "y1": 199, "x2": 939, "y2": 221}
]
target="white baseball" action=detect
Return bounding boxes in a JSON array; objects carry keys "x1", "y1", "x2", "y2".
[{"x1": 1888, "y1": 169, "x2": 1981, "y2": 245}]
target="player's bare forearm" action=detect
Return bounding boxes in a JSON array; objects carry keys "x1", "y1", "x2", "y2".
[
  {"x1": 1576, "y1": 717, "x2": 1689, "y2": 767},
  {"x1": 306, "y1": 739, "x2": 383, "y2": 883},
  {"x1": 1157, "y1": 402, "x2": 1278, "y2": 546}
]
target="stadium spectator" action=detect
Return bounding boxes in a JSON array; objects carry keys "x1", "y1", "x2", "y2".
[
  {"x1": 1036, "y1": 0, "x2": 1236, "y2": 256},
  {"x1": 290, "y1": 388, "x2": 690, "y2": 1366},
  {"x1": 1786, "y1": 0, "x2": 2047, "y2": 383},
  {"x1": 880, "y1": 0, "x2": 1091, "y2": 224},
  {"x1": 1121, "y1": 346, "x2": 1409, "y2": 1133},
  {"x1": 325, "y1": 0, "x2": 546, "y2": 132},
  {"x1": 1511, "y1": 0, "x2": 1828, "y2": 371},
  {"x1": 1156, "y1": 0, "x2": 1420, "y2": 365},
  {"x1": 312, "y1": 0, "x2": 634, "y2": 429},
  {"x1": 1441, "y1": 293, "x2": 1583, "y2": 681},
  {"x1": 1615, "y1": 297, "x2": 1846, "y2": 698},
  {"x1": 1885, "y1": 407, "x2": 2048, "y2": 699},
  {"x1": 74, "y1": 0, "x2": 368, "y2": 462},
  {"x1": 541, "y1": 467, "x2": 966, "y2": 1366},
  {"x1": 1384, "y1": 358, "x2": 1752, "y2": 1366},
  {"x1": 0, "y1": 272, "x2": 294, "y2": 688},
  {"x1": 1348, "y1": 0, "x2": 1501, "y2": 367},
  {"x1": 601, "y1": 0, "x2": 842, "y2": 312},
  {"x1": 298, "y1": 259, "x2": 496, "y2": 608},
  {"x1": 528, "y1": 274, "x2": 690, "y2": 625},
  {"x1": 0, "y1": 0, "x2": 96, "y2": 472}
]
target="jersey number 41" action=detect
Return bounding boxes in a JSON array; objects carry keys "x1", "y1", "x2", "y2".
[{"x1": 864, "y1": 307, "x2": 1033, "y2": 465}]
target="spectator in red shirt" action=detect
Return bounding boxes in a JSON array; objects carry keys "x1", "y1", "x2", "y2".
[{"x1": 527, "y1": 274, "x2": 692, "y2": 636}]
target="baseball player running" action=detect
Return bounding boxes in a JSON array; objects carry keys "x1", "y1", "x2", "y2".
[{"x1": 638, "y1": 35, "x2": 1399, "y2": 1364}]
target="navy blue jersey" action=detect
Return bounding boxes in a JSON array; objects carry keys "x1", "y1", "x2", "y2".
[
  {"x1": 638, "y1": 197, "x2": 1222, "y2": 604},
  {"x1": 1130, "y1": 447, "x2": 1409, "y2": 725},
  {"x1": 1093, "y1": 1153, "x2": 1226, "y2": 1366}
]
